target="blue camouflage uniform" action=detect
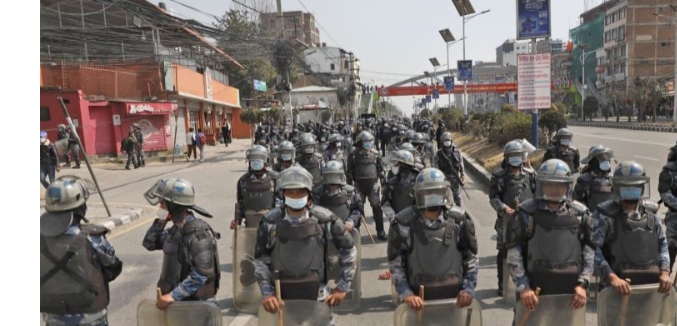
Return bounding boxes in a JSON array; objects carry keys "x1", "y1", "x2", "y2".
[
  {"x1": 142, "y1": 214, "x2": 211, "y2": 301},
  {"x1": 42, "y1": 225, "x2": 121, "y2": 326},
  {"x1": 311, "y1": 187, "x2": 363, "y2": 228},
  {"x1": 591, "y1": 201, "x2": 670, "y2": 287},
  {"x1": 507, "y1": 201, "x2": 595, "y2": 292},
  {"x1": 388, "y1": 209, "x2": 479, "y2": 300},
  {"x1": 253, "y1": 209, "x2": 357, "y2": 299}
]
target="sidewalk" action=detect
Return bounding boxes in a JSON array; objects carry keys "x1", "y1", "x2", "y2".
[
  {"x1": 568, "y1": 117, "x2": 676, "y2": 133},
  {"x1": 39, "y1": 199, "x2": 154, "y2": 231}
]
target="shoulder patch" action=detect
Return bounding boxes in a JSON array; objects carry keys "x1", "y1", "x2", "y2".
[
  {"x1": 81, "y1": 224, "x2": 110, "y2": 236},
  {"x1": 568, "y1": 200, "x2": 589, "y2": 215},
  {"x1": 310, "y1": 205, "x2": 337, "y2": 223},
  {"x1": 394, "y1": 206, "x2": 418, "y2": 226},
  {"x1": 518, "y1": 199, "x2": 538, "y2": 215},
  {"x1": 263, "y1": 207, "x2": 284, "y2": 223}
]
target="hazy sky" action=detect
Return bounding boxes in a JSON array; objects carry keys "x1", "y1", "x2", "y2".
[{"x1": 152, "y1": 0, "x2": 589, "y2": 115}]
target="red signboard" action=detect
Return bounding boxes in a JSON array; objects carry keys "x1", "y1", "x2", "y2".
[
  {"x1": 378, "y1": 83, "x2": 520, "y2": 97},
  {"x1": 126, "y1": 102, "x2": 178, "y2": 115}
]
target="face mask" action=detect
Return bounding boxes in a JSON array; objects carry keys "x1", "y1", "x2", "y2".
[
  {"x1": 156, "y1": 208, "x2": 169, "y2": 220},
  {"x1": 363, "y1": 141, "x2": 372, "y2": 149},
  {"x1": 285, "y1": 196, "x2": 308, "y2": 210},
  {"x1": 391, "y1": 166, "x2": 400, "y2": 176},
  {"x1": 399, "y1": 131, "x2": 404, "y2": 135},
  {"x1": 336, "y1": 142, "x2": 342, "y2": 148},
  {"x1": 281, "y1": 154, "x2": 293, "y2": 161},
  {"x1": 250, "y1": 160, "x2": 264, "y2": 171},
  {"x1": 40, "y1": 138, "x2": 46, "y2": 144},
  {"x1": 619, "y1": 187, "x2": 643, "y2": 200},
  {"x1": 508, "y1": 156, "x2": 523, "y2": 167},
  {"x1": 560, "y1": 139, "x2": 571, "y2": 146},
  {"x1": 443, "y1": 141, "x2": 452, "y2": 147},
  {"x1": 599, "y1": 160, "x2": 611, "y2": 171},
  {"x1": 304, "y1": 147, "x2": 315, "y2": 154}
]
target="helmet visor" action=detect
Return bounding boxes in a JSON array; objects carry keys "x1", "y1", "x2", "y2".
[
  {"x1": 415, "y1": 186, "x2": 452, "y2": 209},
  {"x1": 613, "y1": 176, "x2": 650, "y2": 200},
  {"x1": 535, "y1": 176, "x2": 573, "y2": 203},
  {"x1": 144, "y1": 179, "x2": 168, "y2": 206}
]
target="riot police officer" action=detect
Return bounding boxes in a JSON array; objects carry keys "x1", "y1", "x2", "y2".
[
  {"x1": 57, "y1": 124, "x2": 71, "y2": 167},
  {"x1": 659, "y1": 147, "x2": 677, "y2": 271},
  {"x1": 489, "y1": 140, "x2": 536, "y2": 296},
  {"x1": 232, "y1": 146, "x2": 277, "y2": 229},
  {"x1": 398, "y1": 142, "x2": 425, "y2": 169},
  {"x1": 254, "y1": 167, "x2": 357, "y2": 321},
  {"x1": 382, "y1": 150, "x2": 418, "y2": 222},
  {"x1": 142, "y1": 178, "x2": 221, "y2": 308},
  {"x1": 312, "y1": 160, "x2": 363, "y2": 232},
  {"x1": 593, "y1": 161, "x2": 671, "y2": 294},
  {"x1": 410, "y1": 133, "x2": 428, "y2": 167},
  {"x1": 379, "y1": 122, "x2": 391, "y2": 157},
  {"x1": 297, "y1": 134, "x2": 324, "y2": 187},
  {"x1": 323, "y1": 133, "x2": 347, "y2": 169},
  {"x1": 347, "y1": 131, "x2": 387, "y2": 240},
  {"x1": 433, "y1": 132, "x2": 465, "y2": 206},
  {"x1": 506, "y1": 159, "x2": 594, "y2": 313},
  {"x1": 273, "y1": 141, "x2": 298, "y2": 172},
  {"x1": 574, "y1": 145, "x2": 615, "y2": 212},
  {"x1": 388, "y1": 168, "x2": 478, "y2": 309},
  {"x1": 544, "y1": 128, "x2": 580, "y2": 173},
  {"x1": 41, "y1": 176, "x2": 122, "y2": 326}
]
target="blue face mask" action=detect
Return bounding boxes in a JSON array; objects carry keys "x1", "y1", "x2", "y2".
[
  {"x1": 560, "y1": 139, "x2": 571, "y2": 146},
  {"x1": 619, "y1": 187, "x2": 643, "y2": 200},
  {"x1": 508, "y1": 156, "x2": 523, "y2": 167},
  {"x1": 599, "y1": 160, "x2": 611, "y2": 171},
  {"x1": 363, "y1": 141, "x2": 372, "y2": 149},
  {"x1": 250, "y1": 160, "x2": 264, "y2": 171},
  {"x1": 285, "y1": 196, "x2": 308, "y2": 210}
]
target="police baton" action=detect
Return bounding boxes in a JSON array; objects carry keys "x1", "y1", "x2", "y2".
[
  {"x1": 518, "y1": 287, "x2": 541, "y2": 326},
  {"x1": 275, "y1": 271, "x2": 285, "y2": 326},
  {"x1": 360, "y1": 215, "x2": 376, "y2": 244},
  {"x1": 417, "y1": 285, "x2": 425, "y2": 326},
  {"x1": 619, "y1": 279, "x2": 631, "y2": 326}
]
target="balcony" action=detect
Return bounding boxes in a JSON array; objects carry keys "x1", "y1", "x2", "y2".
[{"x1": 164, "y1": 64, "x2": 240, "y2": 106}]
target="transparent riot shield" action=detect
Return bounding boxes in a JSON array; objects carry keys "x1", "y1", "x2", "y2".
[
  {"x1": 257, "y1": 300, "x2": 332, "y2": 326},
  {"x1": 597, "y1": 284, "x2": 676, "y2": 326},
  {"x1": 244, "y1": 210, "x2": 267, "y2": 228},
  {"x1": 390, "y1": 284, "x2": 400, "y2": 307},
  {"x1": 232, "y1": 227, "x2": 261, "y2": 314},
  {"x1": 137, "y1": 299, "x2": 222, "y2": 326},
  {"x1": 54, "y1": 138, "x2": 69, "y2": 156},
  {"x1": 514, "y1": 294, "x2": 586, "y2": 326},
  {"x1": 326, "y1": 228, "x2": 361, "y2": 312},
  {"x1": 393, "y1": 298, "x2": 482, "y2": 326}
]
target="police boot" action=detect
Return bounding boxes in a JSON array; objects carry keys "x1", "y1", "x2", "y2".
[{"x1": 373, "y1": 206, "x2": 387, "y2": 241}]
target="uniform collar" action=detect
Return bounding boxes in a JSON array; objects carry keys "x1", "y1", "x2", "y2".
[
  {"x1": 420, "y1": 210, "x2": 445, "y2": 227},
  {"x1": 284, "y1": 210, "x2": 310, "y2": 224}
]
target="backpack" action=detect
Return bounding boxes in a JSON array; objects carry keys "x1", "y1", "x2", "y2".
[{"x1": 199, "y1": 133, "x2": 207, "y2": 145}]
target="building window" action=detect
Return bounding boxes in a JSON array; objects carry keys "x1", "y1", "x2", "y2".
[
  {"x1": 620, "y1": 46, "x2": 626, "y2": 57},
  {"x1": 620, "y1": 64, "x2": 626, "y2": 74},
  {"x1": 330, "y1": 63, "x2": 335, "y2": 70},
  {"x1": 40, "y1": 106, "x2": 51, "y2": 121}
]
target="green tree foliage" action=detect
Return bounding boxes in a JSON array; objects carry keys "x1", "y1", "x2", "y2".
[
  {"x1": 538, "y1": 109, "x2": 567, "y2": 138},
  {"x1": 583, "y1": 96, "x2": 599, "y2": 120},
  {"x1": 420, "y1": 108, "x2": 432, "y2": 118}
]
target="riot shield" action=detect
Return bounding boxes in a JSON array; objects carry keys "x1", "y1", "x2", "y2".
[
  {"x1": 502, "y1": 217, "x2": 516, "y2": 304},
  {"x1": 597, "y1": 284, "x2": 676, "y2": 326},
  {"x1": 326, "y1": 228, "x2": 361, "y2": 312},
  {"x1": 244, "y1": 210, "x2": 267, "y2": 228},
  {"x1": 232, "y1": 227, "x2": 261, "y2": 314},
  {"x1": 390, "y1": 284, "x2": 400, "y2": 307},
  {"x1": 257, "y1": 300, "x2": 332, "y2": 326},
  {"x1": 393, "y1": 298, "x2": 483, "y2": 326},
  {"x1": 514, "y1": 294, "x2": 585, "y2": 326},
  {"x1": 54, "y1": 138, "x2": 69, "y2": 156},
  {"x1": 137, "y1": 299, "x2": 222, "y2": 326}
]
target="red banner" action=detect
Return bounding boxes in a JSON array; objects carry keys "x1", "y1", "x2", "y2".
[{"x1": 376, "y1": 83, "x2": 556, "y2": 97}]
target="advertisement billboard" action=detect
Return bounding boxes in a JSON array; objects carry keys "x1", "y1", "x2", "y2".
[
  {"x1": 516, "y1": 0, "x2": 551, "y2": 40},
  {"x1": 457, "y1": 60, "x2": 473, "y2": 81}
]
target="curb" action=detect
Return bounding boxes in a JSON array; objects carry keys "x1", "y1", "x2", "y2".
[
  {"x1": 93, "y1": 208, "x2": 142, "y2": 231},
  {"x1": 462, "y1": 155, "x2": 492, "y2": 188},
  {"x1": 567, "y1": 120, "x2": 677, "y2": 133}
]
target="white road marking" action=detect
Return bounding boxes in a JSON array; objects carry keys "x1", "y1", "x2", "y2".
[
  {"x1": 574, "y1": 133, "x2": 672, "y2": 147},
  {"x1": 634, "y1": 155, "x2": 660, "y2": 162},
  {"x1": 228, "y1": 315, "x2": 252, "y2": 326}
]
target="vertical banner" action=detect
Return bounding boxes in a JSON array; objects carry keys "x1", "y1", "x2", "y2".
[
  {"x1": 516, "y1": 0, "x2": 551, "y2": 40},
  {"x1": 457, "y1": 60, "x2": 473, "y2": 81},
  {"x1": 517, "y1": 53, "x2": 552, "y2": 110},
  {"x1": 444, "y1": 76, "x2": 455, "y2": 90}
]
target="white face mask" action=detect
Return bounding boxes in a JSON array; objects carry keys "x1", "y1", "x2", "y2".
[
  {"x1": 443, "y1": 141, "x2": 452, "y2": 147},
  {"x1": 285, "y1": 196, "x2": 308, "y2": 210},
  {"x1": 599, "y1": 160, "x2": 611, "y2": 171},
  {"x1": 250, "y1": 160, "x2": 264, "y2": 171},
  {"x1": 391, "y1": 166, "x2": 400, "y2": 176},
  {"x1": 156, "y1": 208, "x2": 169, "y2": 220},
  {"x1": 40, "y1": 138, "x2": 46, "y2": 144},
  {"x1": 336, "y1": 142, "x2": 342, "y2": 148}
]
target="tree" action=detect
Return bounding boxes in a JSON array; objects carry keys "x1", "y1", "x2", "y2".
[
  {"x1": 420, "y1": 108, "x2": 432, "y2": 118},
  {"x1": 538, "y1": 109, "x2": 567, "y2": 137},
  {"x1": 583, "y1": 96, "x2": 598, "y2": 120}
]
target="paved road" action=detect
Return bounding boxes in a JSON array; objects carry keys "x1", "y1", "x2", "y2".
[
  {"x1": 45, "y1": 134, "x2": 667, "y2": 326},
  {"x1": 568, "y1": 126, "x2": 673, "y2": 214}
]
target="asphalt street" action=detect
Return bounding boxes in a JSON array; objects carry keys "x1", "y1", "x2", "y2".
[{"x1": 42, "y1": 128, "x2": 675, "y2": 326}]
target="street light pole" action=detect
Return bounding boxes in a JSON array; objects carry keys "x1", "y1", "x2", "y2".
[
  {"x1": 581, "y1": 49, "x2": 586, "y2": 121},
  {"x1": 460, "y1": 9, "x2": 490, "y2": 118}
]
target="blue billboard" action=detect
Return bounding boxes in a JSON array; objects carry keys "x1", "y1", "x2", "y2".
[
  {"x1": 457, "y1": 60, "x2": 473, "y2": 81},
  {"x1": 516, "y1": 0, "x2": 551, "y2": 40},
  {"x1": 444, "y1": 76, "x2": 455, "y2": 91},
  {"x1": 425, "y1": 95, "x2": 432, "y2": 103},
  {"x1": 432, "y1": 89, "x2": 440, "y2": 99}
]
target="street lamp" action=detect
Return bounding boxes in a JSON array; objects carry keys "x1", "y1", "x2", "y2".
[
  {"x1": 451, "y1": 0, "x2": 490, "y2": 117},
  {"x1": 578, "y1": 43, "x2": 596, "y2": 121},
  {"x1": 654, "y1": 10, "x2": 677, "y2": 124},
  {"x1": 439, "y1": 29, "x2": 466, "y2": 108}
]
